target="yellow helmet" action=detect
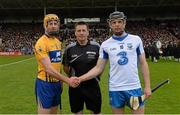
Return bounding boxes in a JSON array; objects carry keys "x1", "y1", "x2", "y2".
[{"x1": 43, "y1": 14, "x2": 60, "y2": 28}]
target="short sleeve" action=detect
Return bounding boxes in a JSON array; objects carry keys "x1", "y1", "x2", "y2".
[
  {"x1": 136, "y1": 37, "x2": 145, "y2": 56},
  {"x1": 99, "y1": 43, "x2": 109, "y2": 59},
  {"x1": 35, "y1": 41, "x2": 48, "y2": 60}
]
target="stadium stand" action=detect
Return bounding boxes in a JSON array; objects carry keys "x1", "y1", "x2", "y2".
[{"x1": 0, "y1": 0, "x2": 180, "y2": 61}]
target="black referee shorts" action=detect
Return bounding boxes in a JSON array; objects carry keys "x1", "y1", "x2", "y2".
[{"x1": 69, "y1": 82, "x2": 101, "y2": 114}]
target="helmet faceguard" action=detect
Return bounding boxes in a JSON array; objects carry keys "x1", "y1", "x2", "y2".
[
  {"x1": 43, "y1": 14, "x2": 60, "y2": 28},
  {"x1": 43, "y1": 14, "x2": 60, "y2": 36}
]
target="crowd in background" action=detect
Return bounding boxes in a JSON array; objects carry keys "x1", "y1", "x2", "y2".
[
  {"x1": 0, "y1": 23, "x2": 41, "y2": 55},
  {"x1": 0, "y1": 20, "x2": 180, "y2": 61}
]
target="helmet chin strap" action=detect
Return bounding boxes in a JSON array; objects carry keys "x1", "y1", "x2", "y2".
[
  {"x1": 48, "y1": 31, "x2": 59, "y2": 36},
  {"x1": 114, "y1": 31, "x2": 124, "y2": 37},
  {"x1": 45, "y1": 31, "x2": 59, "y2": 37}
]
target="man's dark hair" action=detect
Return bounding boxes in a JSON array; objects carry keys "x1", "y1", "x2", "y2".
[{"x1": 75, "y1": 21, "x2": 89, "y2": 30}]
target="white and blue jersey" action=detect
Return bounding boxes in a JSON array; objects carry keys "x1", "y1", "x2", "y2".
[{"x1": 99, "y1": 33, "x2": 144, "y2": 91}]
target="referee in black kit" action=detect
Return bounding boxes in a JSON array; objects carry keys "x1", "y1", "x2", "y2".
[{"x1": 62, "y1": 21, "x2": 101, "y2": 114}]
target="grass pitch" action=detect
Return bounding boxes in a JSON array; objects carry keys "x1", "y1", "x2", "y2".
[{"x1": 0, "y1": 55, "x2": 179, "y2": 114}]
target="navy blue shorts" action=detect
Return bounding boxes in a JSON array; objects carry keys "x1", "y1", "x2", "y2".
[
  {"x1": 109, "y1": 88, "x2": 144, "y2": 109},
  {"x1": 35, "y1": 78, "x2": 62, "y2": 109}
]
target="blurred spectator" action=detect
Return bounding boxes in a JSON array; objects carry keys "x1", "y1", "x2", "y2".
[{"x1": 0, "y1": 20, "x2": 179, "y2": 57}]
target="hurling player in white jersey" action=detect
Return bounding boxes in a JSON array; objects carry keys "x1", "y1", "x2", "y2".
[{"x1": 78, "y1": 11, "x2": 151, "y2": 114}]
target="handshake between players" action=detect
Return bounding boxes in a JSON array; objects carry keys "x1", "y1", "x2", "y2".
[{"x1": 68, "y1": 76, "x2": 86, "y2": 88}]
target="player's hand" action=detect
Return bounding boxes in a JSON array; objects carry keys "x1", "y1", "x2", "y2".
[
  {"x1": 68, "y1": 77, "x2": 80, "y2": 88},
  {"x1": 144, "y1": 87, "x2": 151, "y2": 99}
]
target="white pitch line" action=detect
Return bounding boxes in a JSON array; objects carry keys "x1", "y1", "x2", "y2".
[{"x1": 0, "y1": 57, "x2": 34, "y2": 67}]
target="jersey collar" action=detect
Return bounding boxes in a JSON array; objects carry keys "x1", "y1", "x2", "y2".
[
  {"x1": 44, "y1": 32, "x2": 56, "y2": 39},
  {"x1": 112, "y1": 33, "x2": 128, "y2": 41},
  {"x1": 76, "y1": 40, "x2": 90, "y2": 47}
]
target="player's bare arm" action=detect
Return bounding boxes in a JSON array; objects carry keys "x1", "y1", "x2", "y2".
[
  {"x1": 139, "y1": 53, "x2": 151, "y2": 99},
  {"x1": 41, "y1": 57, "x2": 80, "y2": 87},
  {"x1": 79, "y1": 58, "x2": 107, "y2": 82}
]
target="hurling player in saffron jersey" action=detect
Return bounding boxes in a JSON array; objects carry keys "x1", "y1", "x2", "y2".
[{"x1": 34, "y1": 14, "x2": 79, "y2": 114}]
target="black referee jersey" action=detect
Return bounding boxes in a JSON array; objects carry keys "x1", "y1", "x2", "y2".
[{"x1": 62, "y1": 40, "x2": 100, "y2": 85}]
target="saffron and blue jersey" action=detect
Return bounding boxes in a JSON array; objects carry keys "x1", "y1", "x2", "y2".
[{"x1": 34, "y1": 35, "x2": 62, "y2": 82}]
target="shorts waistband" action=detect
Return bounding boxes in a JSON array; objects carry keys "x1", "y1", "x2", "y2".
[{"x1": 37, "y1": 77, "x2": 60, "y2": 83}]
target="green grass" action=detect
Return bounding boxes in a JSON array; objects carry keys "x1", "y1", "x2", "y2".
[{"x1": 0, "y1": 56, "x2": 180, "y2": 114}]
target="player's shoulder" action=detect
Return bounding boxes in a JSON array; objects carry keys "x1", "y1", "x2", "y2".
[
  {"x1": 128, "y1": 33, "x2": 141, "y2": 38},
  {"x1": 101, "y1": 36, "x2": 113, "y2": 46},
  {"x1": 128, "y1": 33, "x2": 141, "y2": 40},
  {"x1": 35, "y1": 35, "x2": 47, "y2": 46}
]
